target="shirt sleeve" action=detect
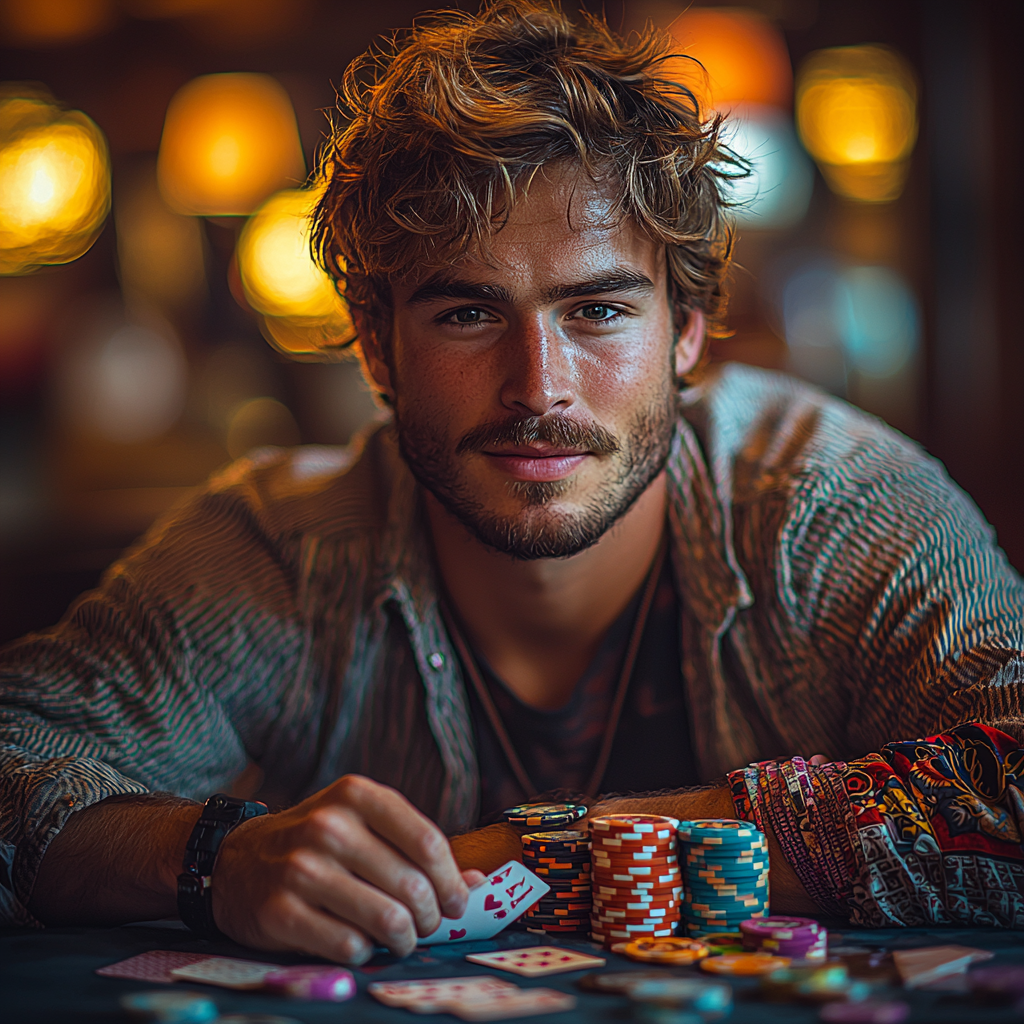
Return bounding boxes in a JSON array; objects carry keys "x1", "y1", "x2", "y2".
[
  {"x1": 0, "y1": 469, "x2": 311, "y2": 927},
  {"x1": 729, "y1": 723, "x2": 1024, "y2": 926}
]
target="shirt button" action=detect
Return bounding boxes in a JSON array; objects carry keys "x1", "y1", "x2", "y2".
[{"x1": 428, "y1": 652, "x2": 445, "y2": 670}]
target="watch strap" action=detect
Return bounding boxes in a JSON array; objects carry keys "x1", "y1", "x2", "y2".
[{"x1": 177, "y1": 792, "x2": 268, "y2": 937}]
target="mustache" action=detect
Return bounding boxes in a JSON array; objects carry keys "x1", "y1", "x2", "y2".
[{"x1": 456, "y1": 415, "x2": 621, "y2": 456}]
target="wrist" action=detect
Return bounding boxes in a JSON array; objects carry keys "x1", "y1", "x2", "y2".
[{"x1": 450, "y1": 823, "x2": 524, "y2": 874}]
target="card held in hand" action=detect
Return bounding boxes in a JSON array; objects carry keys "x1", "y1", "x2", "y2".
[{"x1": 418, "y1": 860, "x2": 550, "y2": 945}]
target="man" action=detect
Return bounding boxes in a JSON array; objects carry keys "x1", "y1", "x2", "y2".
[{"x1": 3, "y1": 0, "x2": 1024, "y2": 967}]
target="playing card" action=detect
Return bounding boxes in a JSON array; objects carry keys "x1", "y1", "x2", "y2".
[
  {"x1": 448, "y1": 987, "x2": 577, "y2": 1021},
  {"x1": 418, "y1": 860, "x2": 550, "y2": 945},
  {"x1": 169, "y1": 956, "x2": 282, "y2": 989},
  {"x1": 96, "y1": 950, "x2": 211, "y2": 984},
  {"x1": 368, "y1": 976, "x2": 517, "y2": 1010},
  {"x1": 464, "y1": 946, "x2": 606, "y2": 977}
]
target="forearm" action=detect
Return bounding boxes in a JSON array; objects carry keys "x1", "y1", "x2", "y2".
[
  {"x1": 588, "y1": 787, "x2": 819, "y2": 915},
  {"x1": 28, "y1": 795, "x2": 200, "y2": 926}
]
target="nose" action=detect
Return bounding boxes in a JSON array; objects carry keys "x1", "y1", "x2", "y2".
[{"x1": 498, "y1": 312, "x2": 576, "y2": 417}]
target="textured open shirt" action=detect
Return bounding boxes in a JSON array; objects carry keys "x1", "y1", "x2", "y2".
[{"x1": 2, "y1": 364, "x2": 1023, "y2": 927}]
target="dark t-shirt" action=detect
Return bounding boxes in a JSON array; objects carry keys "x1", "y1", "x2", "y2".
[{"x1": 465, "y1": 555, "x2": 700, "y2": 822}]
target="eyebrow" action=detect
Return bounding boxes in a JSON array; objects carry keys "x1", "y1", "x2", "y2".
[{"x1": 405, "y1": 269, "x2": 655, "y2": 307}]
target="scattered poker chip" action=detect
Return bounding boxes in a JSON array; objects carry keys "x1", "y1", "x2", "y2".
[
  {"x1": 700, "y1": 952, "x2": 790, "y2": 976},
  {"x1": 120, "y1": 991, "x2": 219, "y2": 1024},
  {"x1": 262, "y1": 966, "x2": 356, "y2": 1001},
  {"x1": 818, "y1": 1001, "x2": 911, "y2": 1024},
  {"x1": 504, "y1": 803, "x2": 588, "y2": 828},
  {"x1": 628, "y1": 978, "x2": 733, "y2": 1016},
  {"x1": 577, "y1": 970, "x2": 677, "y2": 994},
  {"x1": 739, "y1": 916, "x2": 819, "y2": 940},
  {"x1": 700, "y1": 931, "x2": 745, "y2": 954},
  {"x1": 623, "y1": 938, "x2": 711, "y2": 965}
]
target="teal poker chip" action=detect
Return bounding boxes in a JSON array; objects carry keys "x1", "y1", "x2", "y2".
[
  {"x1": 121, "y1": 992, "x2": 219, "y2": 1024},
  {"x1": 504, "y1": 803, "x2": 587, "y2": 828},
  {"x1": 676, "y1": 819, "x2": 760, "y2": 841}
]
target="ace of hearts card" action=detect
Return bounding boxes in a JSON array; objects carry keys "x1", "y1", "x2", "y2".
[{"x1": 418, "y1": 860, "x2": 549, "y2": 945}]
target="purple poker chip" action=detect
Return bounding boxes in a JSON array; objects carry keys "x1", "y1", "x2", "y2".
[
  {"x1": 262, "y1": 965, "x2": 356, "y2": 1001},
  {"x1": 818, "y1": 1000, "x2": 910, "y2": 1024},
  {"x1": 970, "y1": 965, "x2": 1024, "y2": 1003},
  {"x1": 740, "y1": 916, "x2": 820, "y2": 940}
]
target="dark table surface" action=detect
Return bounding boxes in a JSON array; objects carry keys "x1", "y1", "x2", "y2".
[{"x1": 4, "y1": 920, "x2": 1024, "y2": 1024}]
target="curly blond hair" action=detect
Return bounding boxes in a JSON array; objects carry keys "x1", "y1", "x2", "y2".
[{"x1": 311, "y1": 0, "x2": 741, "y2": 345}]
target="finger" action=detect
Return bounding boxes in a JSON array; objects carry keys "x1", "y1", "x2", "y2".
[
  {"x1": 335, "y1": 776, "x2": 470, "y2": 919},
  {"x1": 286, "y1": 848, "x2": 420, "y2": 957},
  {"x1": 809, "y1": 754, "x2": 830, "y2": 766},
  {"x1": 261, "y1": 889, "x2": 376, "y2": 966},
  {"x1": 462, "y1": 869, "x2": 486, "y2": 887},
  {"x1": 304, "y1": 806, "x2": 444, "y2": 938}
]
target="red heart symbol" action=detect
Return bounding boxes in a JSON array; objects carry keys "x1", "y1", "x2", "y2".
[
  {"x1": 484, "y1": 895, "x2": 502, "y2": 911},
  {"x1": 449, "y1": 928, "x2": 467, "y2": 940},
  {"x1": 494, "y1": 910, "x2": 507, "y2": 919}
]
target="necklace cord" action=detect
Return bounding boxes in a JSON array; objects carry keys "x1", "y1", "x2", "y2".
[{"x1": 440, "y1": 532, "x2": 669, "y2": 804}]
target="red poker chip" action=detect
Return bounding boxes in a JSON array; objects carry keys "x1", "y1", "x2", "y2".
[
  {"x1": 593, "y1": 885, "x2": 683, "y2": 899},
  {"x1": 591, "y1": 905, "x2": 679, "y2": 919},
  {"x1": 591, "y1": 837, "x2": 676, "y2": 851},
  {"x1": 592, "y1": 855, "x2": 679, "y2": 869},
  {"x1": 594, "y1": 870, "x2": 682, "y2": 884},
  {"x1": 592, "y1": 900, "x2": 679, "y2": 914}
]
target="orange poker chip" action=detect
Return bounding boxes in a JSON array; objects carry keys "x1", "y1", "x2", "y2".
[
  {"x1": 622, "y1": 937, "x2": 710, "y2": 965},
  {"x1": 700, "y1": 953, "x2": 790, "y2": 976},
  {"x1": 590, "y1": 814, "x2": 680, "y2": 835}
]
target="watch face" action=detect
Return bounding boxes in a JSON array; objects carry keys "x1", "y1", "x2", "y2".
[{"x1": 177, "y1": 874, "x2": 203, "y2": 897}]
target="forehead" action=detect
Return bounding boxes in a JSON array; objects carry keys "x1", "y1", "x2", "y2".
[{"x1": 394, "y1": 163, "x2": 664, "y2": 298}]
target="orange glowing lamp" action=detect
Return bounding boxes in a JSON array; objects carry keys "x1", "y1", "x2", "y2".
[
  {"x1": 0, "y1": 91, "x2": 111, "y2": 274},
  {"x1": 235, "y1": 187, "x2": 354, "y2": 358},
  {"x1": 663, "y1": 8, "x2": 792, "y2": 113},
  {"x1": 796, "y1": 45, "x2": 918, "y2": 202},
  {"x1": 157, "y1": 73, "x2": 305, "y2": 217}
]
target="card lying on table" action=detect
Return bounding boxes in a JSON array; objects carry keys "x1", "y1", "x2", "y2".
[
  {"x1": 368, "y1": 976, "x2": 518, "y2": 1010},
  {"x1": 169, "y1": 956, "x2": 282, "y2": 989},
  {"x1": 96, "y1": 950, "x2": 212, "y2": 984},
  {"x1": 418, "y1": 860, "x2": 550, "y2": 945},
  {"x1": 447, "y1": 987, "x2": 576, "y2": 1021},
  {"x1": 465, "y1": 946, "x2": 606, "y2": 977}
]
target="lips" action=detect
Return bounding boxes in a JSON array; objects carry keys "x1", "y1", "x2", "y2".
[{"x1": 483, "y1": 445, "x2": 590, "y2": 482}]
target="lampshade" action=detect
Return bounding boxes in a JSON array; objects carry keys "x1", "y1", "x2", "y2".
[
  {"x1": 796, "y1": 45, "x2": 918, "y2": 203},
  {"x1": 157, "y1": 72, "x2": 305, "y2": 216},
  {"x1": 664, "y1": 8, "x2": 792, "y2": 113},
  {"x1": 0, "y1": 91, "x2": 111, "y2": 274},
  {"x1": 235, "y1": 187, "x2": 354, "y2": 358}
]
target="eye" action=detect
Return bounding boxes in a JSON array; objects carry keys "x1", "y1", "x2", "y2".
[
  {"x1": 449, "y1": 308, "x2": 490, "y2": 324},
  {"x1": 576, "y1": 304, "x2": 618, "y2": 321}
]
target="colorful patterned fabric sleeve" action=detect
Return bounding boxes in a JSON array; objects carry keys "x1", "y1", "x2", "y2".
[{"x1": 728, "y1": 723, "x2": 1024, "y2": 927}]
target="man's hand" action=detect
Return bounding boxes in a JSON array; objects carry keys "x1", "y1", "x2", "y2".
[{"x1": 213, "y1": 775, "x2": 484, "y2": 965}]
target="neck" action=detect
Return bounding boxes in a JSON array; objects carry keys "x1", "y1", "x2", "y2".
[{"x1": 426, "y1": 473, "x2": 668, "y2": 710}]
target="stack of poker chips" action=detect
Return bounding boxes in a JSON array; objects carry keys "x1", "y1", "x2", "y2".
[
  {"x1": 739, "y1": 916, "x2": 827, "y2": 961},
  {"x1": 520, "y1": 831, "x2": 593, "y2": 934},
  {"x1": 677, "y1": 818, "x2": 769, "y2": 938},
  {"x1": 588, "y1": 814, "x2": 682, "y2": 948}
]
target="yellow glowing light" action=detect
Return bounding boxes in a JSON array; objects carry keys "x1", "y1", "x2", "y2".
[
  {"x1": 0, "y1": 94, "x2": 111, "y2": 274},
  {"x1": 157, "y1": 73, "x2": 304, "y2": 217},
  {"x1": 236, "y1": 188, "x2": 354, "y2": 358},
  {"x1": 664, "y1": 8, "x2": 792, "y2": 113},
  {"x1": 796, "y1": 45, "x2": 918, "y2": 203}
]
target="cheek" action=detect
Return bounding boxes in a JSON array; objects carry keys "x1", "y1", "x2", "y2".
[{"x1": 572, "y1": 339, "x2": 673, "y2": 414}]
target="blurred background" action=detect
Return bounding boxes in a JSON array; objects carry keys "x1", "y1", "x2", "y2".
[{"x1": 0, "y1": 0, "x2": 1021, "y2": 646}]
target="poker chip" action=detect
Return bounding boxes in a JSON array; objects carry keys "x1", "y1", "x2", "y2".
[
  {"x1": 700, "y1": 952, "x2": 790, "y2": 976},
  {"x1": 622, "y1": 937, "x2": 711, "y2": 965},
  {"x1": 120, "y1": 992, "x2": 219, "y2": 1024},
  {"x1": 699, "y1": 931, "x2": 745, "y2": 954},
  {"x1": 589, "y1": 815, "x2": 681, "y2": 948},
  {"x1": 262, "y1": 966, "x2": 355, "y2": 1002},
  {"x1": 576, "y1": 970, "x2": 676, "y2": 994},
  {"x1": 504, "y1": 803, "x2": 587, "y2": 828},
  {"x1": 521, "y1": 829, "x2": 592, "y2": 935},
  {"x1": 818, "y1": 1001, "x2": 911, "y2": 1023},
  {"x1": 627, "y1": 978, "x2": 733, "y2": 1016},
  {"x1": 676, "y1": 819, "x2": 758, "y2": 841},
  {"x1": 738, "y1": 915, "x2": 826, "y2": 960}
]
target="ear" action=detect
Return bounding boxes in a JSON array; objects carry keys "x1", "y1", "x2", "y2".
[
  {"x1": 353, "y1": 308, "x2": 396, "y2": 404},
  {"x1": 673, "y1": 306, "x2": 706, "y2": 378}
]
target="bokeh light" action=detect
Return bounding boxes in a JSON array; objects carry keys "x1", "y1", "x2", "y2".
[
  {"x1": 664, "y1": 8, "x2": 792, "y2": 113},
  {"x1": 0, "y1": 0, "x2": 115, "y2": 47},
  {"x1": 720, "y1": 105, "x2": 813, "y2": 230},
  {"x1": 235, "y1": 187, "x2": 354, "y2": 358},
  {"x1": 0, "y1": 92, "x2": 111, "y2": 275},
  {"x1": 157, "y1": 73, "x2": 305, "y2": 217},
  {"x1": 57, "y1": 314, "x2": 188, "y2": 444},
  {"x1": 796, "y1": 45, "x2": 918, "y2": 203},
  {"x1": 225, "y1": 396, "x2": 300, "y2": 459},
  {"x1": 782, "y1": 258, "x2": 919, "y2": 391}
]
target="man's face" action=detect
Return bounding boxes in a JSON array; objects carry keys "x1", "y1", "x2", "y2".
[{"x1": 376, "y1": 165, "x2": 696, "y2": 560}]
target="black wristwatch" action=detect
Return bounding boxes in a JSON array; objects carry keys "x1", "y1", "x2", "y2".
[{"x1": 177, "y1": 793, "x2": 268, "y2": 937}]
